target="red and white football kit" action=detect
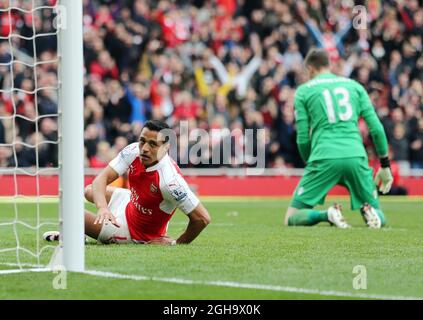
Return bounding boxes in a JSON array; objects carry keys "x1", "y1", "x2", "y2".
[{"x1": 97, "y1": 143, "x2": 199, "y2": 244}]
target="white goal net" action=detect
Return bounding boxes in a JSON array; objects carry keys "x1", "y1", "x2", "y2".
[{"x1": 0, "y1": 0, "x2": 84, "y2": 273}]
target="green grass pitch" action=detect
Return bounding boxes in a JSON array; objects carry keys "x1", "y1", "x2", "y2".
[{"x1": 0, "y1": 196, "x2": 423, "y2": 300}]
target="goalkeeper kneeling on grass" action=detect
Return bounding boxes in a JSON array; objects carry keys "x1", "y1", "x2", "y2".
[
  {"x1": 44, "y1": 120, "x2": 211, "y2": 245},
  {"x1": 285, "y1": 49, "x2": 393, "y2": 229}
]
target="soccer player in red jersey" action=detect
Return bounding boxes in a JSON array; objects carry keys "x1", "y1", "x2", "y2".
[{"x1": 45, "y1": 120, "x2": 211, "y2": 245}]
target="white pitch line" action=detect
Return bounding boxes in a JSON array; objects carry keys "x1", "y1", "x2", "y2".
[
  {"x1": 0, "y1": 268, "x2": 50, "y2": 275},
  {"x1": 84, "y1": 269, "x2": 423, "y2": 300},
  {"x1": 0, "y1": 264, "x2": 421, "y2": 300},
  {"x1": 0, "y1": 197, "x2": 59, "y2": 204},
  {"x1": 0, "y1": 262, "x2": 44, "y2": 268}
]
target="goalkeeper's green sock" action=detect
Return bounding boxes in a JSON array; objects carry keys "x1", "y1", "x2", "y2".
[{"x1": 288, "y1": 209, "x2": 329, "y2": 226}]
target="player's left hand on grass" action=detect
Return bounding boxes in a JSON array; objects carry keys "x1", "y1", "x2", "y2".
[
  {"x1": 94, "y1": 207, "x2": 120, "y2": 227},
  {"x1": 374, "y1": 167, "x2": 394, "y2": 194},
  {"x1": 147, "y1": 236, "x2": 176, "y2": 246}
]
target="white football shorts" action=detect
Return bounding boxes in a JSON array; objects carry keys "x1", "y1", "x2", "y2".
[{"x1": 97, "y1": 188, "x2": 132, "y2": 244}]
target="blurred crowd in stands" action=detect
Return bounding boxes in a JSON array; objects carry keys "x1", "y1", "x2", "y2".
[{"x1": 0, "y1": 0, "x2": 422, "y2": 191}]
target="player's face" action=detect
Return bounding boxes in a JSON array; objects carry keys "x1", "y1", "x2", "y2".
[{"x1": 138, "y1": 128, "x2": 169, "y2": 167}]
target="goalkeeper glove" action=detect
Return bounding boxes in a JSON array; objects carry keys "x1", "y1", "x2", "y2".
[{"x1": 374, "y1": 157, "x2": 394, "y2": 194}]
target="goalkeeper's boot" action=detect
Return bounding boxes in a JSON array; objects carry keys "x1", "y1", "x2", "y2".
[
  {"x1": 43, "y1": 231, "x2": 60, "y2": 242},
  {"x1": 360, "y1": 203, "x2": 382, "y2": 229},
  {"x1": 328, "y1": 203, "x2": 350, "y2": 229}
]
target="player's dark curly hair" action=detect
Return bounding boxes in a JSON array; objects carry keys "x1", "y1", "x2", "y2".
[
  {"x1": 142, "y1": 120, "x2": 171, "y2": 143},
  {"x1": 142, "y1": 120, "x2": 170, "y2": 132}
]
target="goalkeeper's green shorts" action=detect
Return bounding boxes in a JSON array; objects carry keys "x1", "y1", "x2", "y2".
[{"x1": 290, "y1": 157, "x2": 379, "y2": 210}]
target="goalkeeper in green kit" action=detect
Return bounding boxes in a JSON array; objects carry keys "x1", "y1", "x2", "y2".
[{"x1": 285, "y1": 49, "x2": 393, "y2": 229}]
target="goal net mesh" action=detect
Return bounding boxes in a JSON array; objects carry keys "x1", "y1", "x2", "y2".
[{"x1": 0, "y1": 0, "x2": 61, "y2": 271}]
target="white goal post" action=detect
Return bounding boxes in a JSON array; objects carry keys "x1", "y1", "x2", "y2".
[
  {"x1": 59, "y1": 0, "x2": 84, "y2": 272},
  {"x1": 0, "y1": 0, "x2": 84, "y2": 273}
]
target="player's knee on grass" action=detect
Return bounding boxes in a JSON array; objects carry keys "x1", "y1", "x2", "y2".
[{"x1": 285, "y1": 200, "x2": 315, "y2": 226}]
